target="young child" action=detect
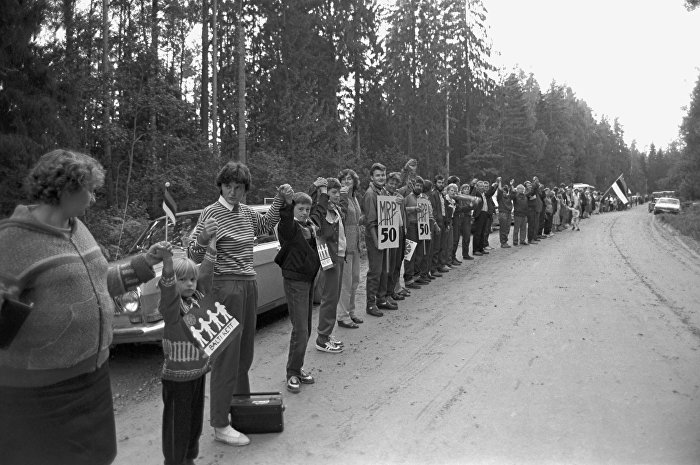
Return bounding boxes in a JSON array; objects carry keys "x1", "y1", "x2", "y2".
[
  {"x1": 158, "y1": 217, "x2": 226, "y2": 465},
  {"x1": 570, "y1": 203, "x2": 581, "y2": 231},
  {"x1": 275, "y1": 191, "x2": 322, "y2": 392}
]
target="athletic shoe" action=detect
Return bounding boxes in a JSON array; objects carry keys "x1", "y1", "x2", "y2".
[
  {"x1": 299, "y1": 369, "x2": 315, "y2": 384},
  {"x1": 329, "y1": 335, "x2": 344, "y2": 347},
  {"x1": 287, "y1": 376, "x2": 301, "y2": 393},
  {"x1": 315, "y1": 340, "x2": 343, "y2": 353},
  {"x1": 215, "y1": 426, "x2": 250, "y2": 446}
]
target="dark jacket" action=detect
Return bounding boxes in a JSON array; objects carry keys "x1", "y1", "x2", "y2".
[
  {"x1": 497, "y1": 188, "x2": 514, "y2": 214},
  {"x1": 428, "y1": 189, "x2": 445, "y2": 226},
  {"x1": 527, "y1": 181, "x2": 540, "y2": 210},
  {"x1": 274, "y1": 202, "x2": 321, "y2": 282},
  {"x1": 513, "y1": 192, "x2": 529, "y2": 217},
  {"x1": 310, "y1": 192, "x2": 345, "y2": 265}
]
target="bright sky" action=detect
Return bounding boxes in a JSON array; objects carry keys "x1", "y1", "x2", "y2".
[{"x1": 485, "y1": 0, "x2": 700, "y2": 151}]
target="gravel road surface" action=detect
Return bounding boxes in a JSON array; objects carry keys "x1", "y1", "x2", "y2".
[{"x1": 110, "y1": 207, "x2": 700, "y2": 465}]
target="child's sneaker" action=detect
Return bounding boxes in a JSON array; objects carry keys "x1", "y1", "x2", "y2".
[
  {"x1": 299, "y1": 369, "x2": 315, "y2": 384},
  {"x1": 286, "y1": 376, "x2": 301, "y2": 393},
  {"x1": 316, "y1": 339, "x2": 343, "y2": 353}
]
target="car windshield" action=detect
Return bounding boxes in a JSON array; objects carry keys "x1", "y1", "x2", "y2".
[
  {"x1": 658, "y1": 198, "x2": 680, "y2": 205},
  {"x1": 128, "y1": 213, "x2": 200, "y2": 254}
]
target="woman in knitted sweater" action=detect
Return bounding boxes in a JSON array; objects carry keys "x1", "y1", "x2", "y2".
[{"x1": 0, "y1": 150, "x2": 166, "y2": 465}]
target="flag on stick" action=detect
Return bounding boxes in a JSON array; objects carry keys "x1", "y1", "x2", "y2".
[
  {"x1": 162, "y1": 183, "x2": 177, "y2": 224},
  {"x1": 611, "y1": 174, "x2": 629, "y2": 204}
]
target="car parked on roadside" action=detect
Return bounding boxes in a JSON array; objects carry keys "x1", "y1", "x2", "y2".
[
  {"x1": 653, "y1": 197, "x2": 681, "y2": 215},
  {"x1": 111, "y1": 206, "x2": 285, "y2": 344}
]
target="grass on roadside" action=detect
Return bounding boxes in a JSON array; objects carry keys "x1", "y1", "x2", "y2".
[{"x1": 658, "y1": 202, "x2": 700, "y2": 243}]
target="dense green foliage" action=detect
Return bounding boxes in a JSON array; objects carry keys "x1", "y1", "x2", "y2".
[{"x1": 2, "y1": 0, "x2": 698, "y2": 256}]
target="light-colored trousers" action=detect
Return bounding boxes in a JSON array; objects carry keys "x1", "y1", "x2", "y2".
[{"x1": 337, "y1": 251, "x2": 360, "y2": 323}]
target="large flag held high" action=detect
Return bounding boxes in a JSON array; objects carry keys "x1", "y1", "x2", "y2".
[
  {"x1": 162, "y1": 183, "x2": 177, "y2": 224},
  {"x1": 610, "y1": 174, "x2": 629, "y2": 204}
]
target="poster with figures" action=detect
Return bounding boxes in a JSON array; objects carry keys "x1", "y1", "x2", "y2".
[
  {"x1": 417, "y1": 198, "x2": 431, "y2": 240},
  {"x1": 316, "y1": 237, "x2": 335, "y2": 270},
  {"x1": 182, "y1": 295, "x2": 240, "y2": 358}
]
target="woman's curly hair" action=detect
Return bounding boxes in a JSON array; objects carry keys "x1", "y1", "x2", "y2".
[{"x1": 24, "y1": 150, "x2": 105, "y2": 205}]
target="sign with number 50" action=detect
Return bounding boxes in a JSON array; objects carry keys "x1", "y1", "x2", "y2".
[
  {"x1": 417, "y1": 198, "x2": 431, "y2": 240},
  {"x1": 377, "y1": 195, "x2": 400, "y2": 250}
]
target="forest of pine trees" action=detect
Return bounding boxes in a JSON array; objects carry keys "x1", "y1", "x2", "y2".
[{"x1": 2, "y1": 0, "x2": 699, "y2": 254}]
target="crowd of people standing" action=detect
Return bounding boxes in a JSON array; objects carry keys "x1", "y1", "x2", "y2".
[{"x1": 0, "y1": 150, "x2": 633, "y2": 465}]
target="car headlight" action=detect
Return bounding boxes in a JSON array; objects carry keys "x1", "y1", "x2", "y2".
[{"x1": 116, "y1": 288, "x2": 142, "y2": 313}]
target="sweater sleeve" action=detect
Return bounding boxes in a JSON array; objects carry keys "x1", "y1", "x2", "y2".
[
  {"x1": 252, "y1": 195, "x2": 284, "y2": 236},
  {"x1": 196, "y1": 243, "x2": 217, "y2": 296},
  {"x1": 188, "y1": 207, "x2": 215, "y2": 264},
  {"x1": 106, "y1": 254, "x2": 155, "y2": 297},
  {"x1": 158, "y1": 269, "x2": 181, "y2": 325}
]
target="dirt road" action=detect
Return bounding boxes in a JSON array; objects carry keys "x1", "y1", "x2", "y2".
[{"x1": 112, "y1": 207, "x2": 700, "y2": 465}]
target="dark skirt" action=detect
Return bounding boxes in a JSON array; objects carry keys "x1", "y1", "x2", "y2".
[{"x1": 0, "y1": 362, "x2": 117, "y2": 465}]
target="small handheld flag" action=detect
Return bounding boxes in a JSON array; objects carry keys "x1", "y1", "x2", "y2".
[{"x1": 162, "y1": 182, "x2": 178, "y2": 225}]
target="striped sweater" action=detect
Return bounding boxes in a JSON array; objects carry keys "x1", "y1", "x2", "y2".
[
  {"x1": 189, "y1": 196, "x2": 283, "y2": 275},
  {"x1": 0, "y1": 205, "x2": 155, "y2": 387}
]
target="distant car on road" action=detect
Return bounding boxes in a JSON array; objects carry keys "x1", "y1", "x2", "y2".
[
  {"x1": 653, "y1": 197, "x2": 681, "y2": 215},
  {"x1": 111, "y1": 206, "x2": 285, "y2": 345}
]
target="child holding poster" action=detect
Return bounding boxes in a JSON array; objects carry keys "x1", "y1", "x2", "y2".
[{"x1": 158, "y1": 217, "x2": 228, "y2": 465}]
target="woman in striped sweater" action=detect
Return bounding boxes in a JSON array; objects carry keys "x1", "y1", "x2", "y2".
[{"x1": 188, "y1": 161, "x2": 292, "y2": 446}]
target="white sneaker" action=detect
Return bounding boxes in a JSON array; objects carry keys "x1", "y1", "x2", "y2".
[
  {"x1": 214, "y1": 425, "x2": 250, "y2": 446},
  {"x1": 329, "y1": 335, "x2": 344, "y2": 347}
]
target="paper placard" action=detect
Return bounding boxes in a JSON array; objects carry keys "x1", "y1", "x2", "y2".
[
  {"x1": 377, "y1": 195, "x2": 400, "y2": 250},
  {"x1": 404, "y1": 239, "x2": 417, "y2": 262},
  {"x1": 417, "y1": 198, "x2": 431, "y2": 240},
  {"x1": 317, "y1": 238, "x2": 335, "y2": 270},
  {"x1": 183, "y1": 297, "x2": 240, "y2": 359}
]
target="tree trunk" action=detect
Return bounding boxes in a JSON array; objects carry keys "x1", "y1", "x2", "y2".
[
  {"x1": 102, "y1": 0, "x2": 113, "y2": 205},
  {"x1": 445, "y1": 89, "x2": 450, "y2": 175},
  {"x1": 354, "y1": 58, "x2": 361, "y2": 158},
  {"x1": 150, "y1": 0, "x2": 159, "y2": 212},
  {"x1": 237, "y1": 0, "x2": 246, "y2": 163},
  {"x1": 211, "y1": 0, "x2": 219, "y2": 158},
  {"x1": 63, "y1": 0, "x2": 76, "y2": 68},
  {"x1": 201, "y1": 0, "x2": 209, "y2": 137}
]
